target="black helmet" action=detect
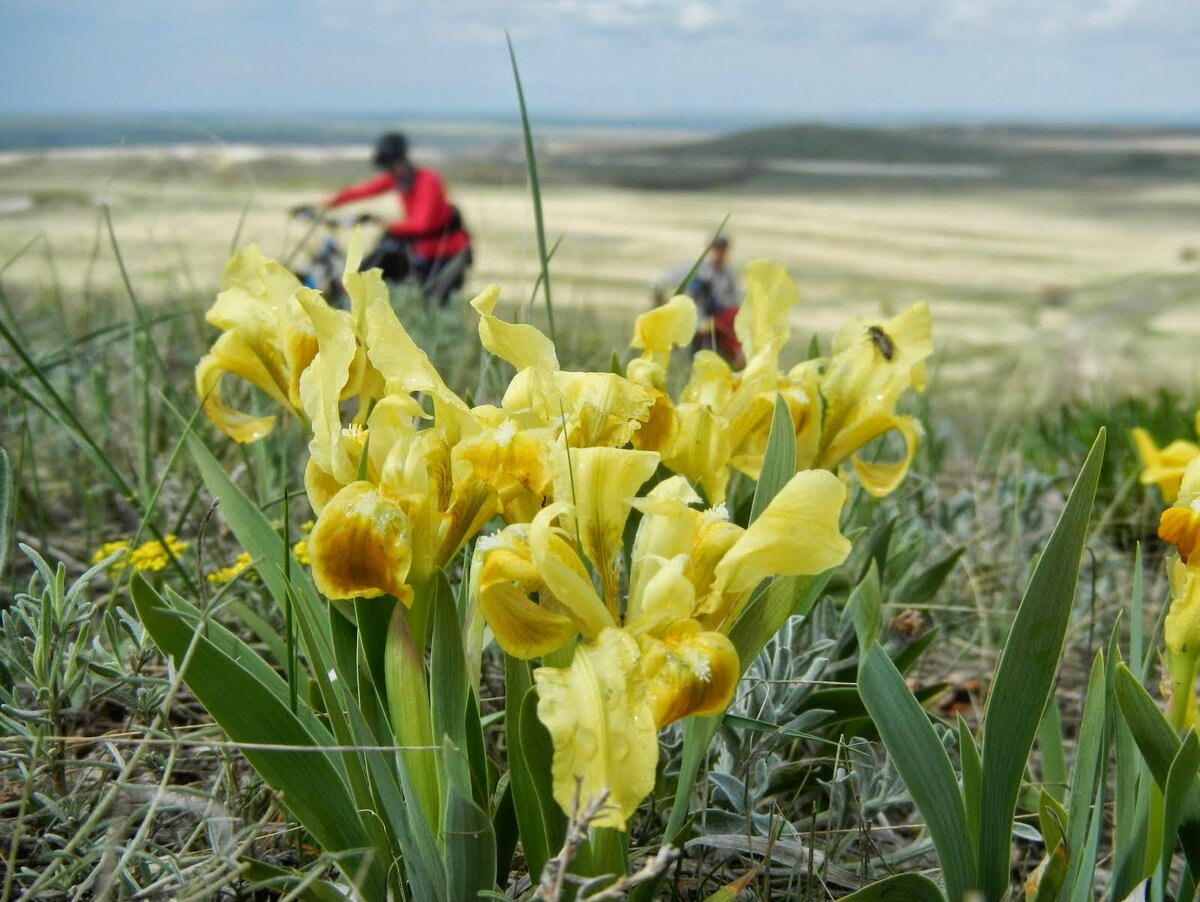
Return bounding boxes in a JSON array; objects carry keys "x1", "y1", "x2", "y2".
[{"x1": 373, "y1": 132, "x2": 409, "y2": 169}]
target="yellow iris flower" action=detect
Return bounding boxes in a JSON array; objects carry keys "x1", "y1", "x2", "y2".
[
  {"x1": 195, "y1": 247, "x2": 319, "y2": 443},
  {"x1": 626, "y1": 262, "x2": 932, "y2": 503},
  {"x1": 1156, "y1": 457, "x2": 1200, "y2": 731},
  {"x1": 472, "y1": 288, "x2": 660, "y2": 451},
  {"x1": 1132, "y1": 410, "x2": 1200, "y2": 503},
  {"x1": 298, "y1": 291, "x2": 497, "y2": 602},
  {"x1": 1164, "y1": 554, "x2": 1200, "y2": 731},
  {"x1": 811, "y1": 302, "x2": 932, "y2": 497},
  {"x1": 471, "y1": 446, "x2": 850, "y2": 828}
]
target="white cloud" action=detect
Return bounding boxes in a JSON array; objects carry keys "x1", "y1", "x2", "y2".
[{"x1": 678, "y1": 2, "x2": 721, "y2": 33}]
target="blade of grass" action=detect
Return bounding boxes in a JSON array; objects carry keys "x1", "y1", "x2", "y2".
[
  {"x1": 672, "y1": 213, "x2": 732, "y2": 298},
  {"x1": 506, "y1": 33, "x2": 555, "y2": 344}
]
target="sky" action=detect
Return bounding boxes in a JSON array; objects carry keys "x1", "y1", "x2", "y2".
[{"x1": 1, "y1": 0, "x2": 1198, "y2": 123}]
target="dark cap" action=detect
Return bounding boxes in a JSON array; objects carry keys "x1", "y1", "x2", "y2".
[
  {"x1": 712, "y1": 234, "x2": 729, "y2": 248},
  {"x1": 373, "y1": 132, "x2": 409, "y2": 169}
]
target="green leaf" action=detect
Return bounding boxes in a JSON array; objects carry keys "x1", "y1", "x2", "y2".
[
  {"x1": 855, "y1": 610, "x2": 975, "y2": 899},
  {"x1": 1114, "y1": 663, "x2": 1200, "y2": 877},
  {"x1": 849, "y1": 564, "x2": 882, "y2": 653},
  {"x1": 729, "y1": 571, "x2": 831, "y2": 674},
  {"x1": 1162, "y1": 731, "x2": 1200, "y2": 880},
  {"x1": 894, "y1": 546, "x2": 965, "y2": 607},
  {"x1": 1029, "y1": 844, "x2": 1069, "y2": 902},
  {"x1": 183, "y1": 426, "x2": 329, "y2": 650},
  {"x1": 959, "y1": 716, "x2": 982, "y2": 853},
  {"x1": 892, "y1": 626, "x2": 940, "y2": 676},
  {"x1": 977, "y1": 429, "x2": 1104, "y2": 899},
  {"x1": 385, "y1": 602, "x2": 441, "y2": 836},
  {"x1": 1064, "y1": 651, "x2": 1109, "y2": 899},
  {"x1": 838, "y1": 873, "x2": 946, "y2": 901},
  {"x1": 1036, "y1": 697, "x2": 1067, "y2": 805},
  {"x1": 442, "y1": 738, "x2": 498, "y2": 899},
  {"x1": 504, "y1": 656, "x2": 564, "y2": 881},
  {"x1": 861, "y1": 515, "x2": 896, "y2": 583},
  {"x1": 1038, "y1": 789, "x2": 1068, "y2": 852},
  {"x1": 431, "y1": 571, "x2": 468, "y2": 752},
  {"x1": 492, "y1": 776, "x2": 519, "y2": 888},
  {"x1": 0, "y1": 447, "x2": 10, "y2": 578},
  {"x1": 749, "y1": 394, "x2": 796, "y2": 525},
  {"x1": 129, "y1": 576, "x2": 381, "y2": 892},
  {"x1": 238, "y1": 859, "x2": 348, "y2": 902}
]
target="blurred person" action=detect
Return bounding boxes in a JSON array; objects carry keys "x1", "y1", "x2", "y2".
[
  {"x1": 689, "y1": 235, "x2": 743, "y2": 367},
  {"x1": 318, "y1": 131, "x2": 472, "y2": 307}
]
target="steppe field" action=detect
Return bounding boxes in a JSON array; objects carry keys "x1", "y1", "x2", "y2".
[
  {"x1": 3, "y1": 120, "x2": 1200, "y2": 899},
  {"x1": 2, "y1": 122, "x2": 1199, "y2": 411}
]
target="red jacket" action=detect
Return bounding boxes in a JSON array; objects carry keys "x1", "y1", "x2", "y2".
[{"x1": 326, "y1": 169, "x2": 471, "y2": 261}]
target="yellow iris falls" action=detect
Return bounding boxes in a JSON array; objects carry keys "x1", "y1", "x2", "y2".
[{"x1": 471, "y1": 446, "x2": 851, "y2": 828}]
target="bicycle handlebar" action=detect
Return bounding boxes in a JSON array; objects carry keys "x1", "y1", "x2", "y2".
[{"x1": 290, "y1": 206, "x2": 384, "y2": 229}]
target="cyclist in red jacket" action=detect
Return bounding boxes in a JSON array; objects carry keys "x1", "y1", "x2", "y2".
[{"x1": 324, "y1": 132, "x2": 472, "y2": 307}]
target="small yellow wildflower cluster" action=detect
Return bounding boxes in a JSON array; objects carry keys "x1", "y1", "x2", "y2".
[
  {"x1": 92, "y1": 536, "x2": 188, "y2": 574},
  {"x1": 127, "y1": 535, "x2": 189, "y2": 572},
  {"x1": 292, "y1": 522, "x2": 314, "y2": 566},
  {"x1": 90, "y1": 540, "x2": 130, "y2": 570},
  {"x1": 207, "y1": 551, "x2": 254, "y2": 585}
]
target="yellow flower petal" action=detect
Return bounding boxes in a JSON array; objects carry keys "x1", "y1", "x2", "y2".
[
  {"x1": 534, "y1": 629, "x2": 658, "y2": 831},
  {"x1": 452, "y1": 417, "x2": 553, "y2": 524},
  {"x1": 630, "y1": 295, "x2": 697, "y2": 388},
  {"x1": 529, "y1": 503, "x2": 615, "y2": 640},
  {"x1": 554, "y1": 371, "x2": 657, "y2": 448},
  {"x1": 625, "y1": 554, "x2": 695, "y2": 636},
  {"x1": 1133, "y1": 427, "x2": 1200, "y2": 504},
  {"x1": 1165, "y1": 556, "x2": 1200, "y2": 730},
  {"x1": 304, "y1": 459, "x2": 343, "y2": 516},
  {"x1": 1161, "y1": 507, "x2": 1200, "y2": 564},
  {"x1": 629, "y1": 388, "x2": 678, "y2": 454},
  {"x1": 732, "y1": 260, "x2": 797, "y2": 362},
  {"x1": 365, "y1": 297, "x2": 473, "y2": 437},
  {"x1": 663, "y1": 402, "x2": 731, "y2": 505},
  {"x1": 309, "y1": 482, "x2": 412, "y2": 602},
  {"x1": 195, "y1": 341, "x2": 279, "y2": 443},
  {"x1": 637, "y1": 625, "x2": 739, "y2": 727},
  {"x1": 296, "y1": 288, "x2": 364, "y2": 483},
  {"x1": 552, "y1": 446, "x2": 660, "y2": 610},
  {"x1": 1159, "y1": 457, "x2": 1200, "y2": 563},
  {"x1": 1166, "y1": 556, "x2": 1200, "y2": 656},
  {"x1": 847, "y1": 413, "x2": 924, "y2": 499},
  {"x1": 471, "y1": 285, "x2": 559, "y2": 371},
  {"x1": 707, "y1": 469, "x2": 850, "y2": 626},
  {"x1": 472, "y1": 528, "x2": 578, "y2": 659}
]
